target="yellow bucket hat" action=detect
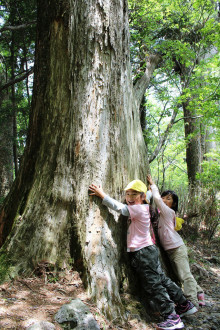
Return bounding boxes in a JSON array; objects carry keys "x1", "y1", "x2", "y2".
[{"x1": 124, "y1": 179, "x2": 148, "y2": 193}]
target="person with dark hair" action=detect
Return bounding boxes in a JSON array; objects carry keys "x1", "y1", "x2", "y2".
[
  {"x1": 147, "y1": 175, "x2": 205, "y2": 312},
  {"x1": 89, "y1": 179, "x2": 197, "y2": 330},
  {"x1": 161, "y1": 190, "x2": 179, "y2": 212}
]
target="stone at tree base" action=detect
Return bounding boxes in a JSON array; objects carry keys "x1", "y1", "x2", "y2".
[
  {"x1": 26, "y1": 321, "x2": 56, "y2": 330},
  {"x1": 54, "y1": 298, "x2": 100, "y2": 329},
  {"x1": 191, "y1": 263, "x2": 209, "y2": 277}
]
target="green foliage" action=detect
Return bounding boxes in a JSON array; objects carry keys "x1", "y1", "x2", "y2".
[
  {"x1": 150, "y1": 127, "x2": 188, "y2": 191},
  {"x1": 129, "y1": 0, "x2": 219, "y2": 192},
  {"x1": 0, "y1": 0, "x2": 36, "y2": 174},
  {"x1": 197, "y1": 152, "x2": 220, "y2": 189},
  {"x1": 48, "y1": 274, "x2": 59, "y2": 283},
  {"x1": 0, "y1": 249, "x2": 11, "y2": 283},
  {"x1": 129, "y1": 1, "x2": 219, "y2": 241}
]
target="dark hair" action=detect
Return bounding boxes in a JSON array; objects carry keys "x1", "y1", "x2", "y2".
[{"x1": 161, "y1": 190, "x2": 179, "y2": 212}]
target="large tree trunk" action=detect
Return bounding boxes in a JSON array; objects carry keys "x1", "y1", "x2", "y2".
[{"x1": 0, "y1": 0, "x2": 151, "y2": 319}]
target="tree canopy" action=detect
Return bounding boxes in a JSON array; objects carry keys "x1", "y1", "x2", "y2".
[
  {"x1": 0, "y1": 0, "x2": 36, "y2": 177},
  {"x1": 129, "y1": 0, "x2": 219, "y2": 191}
]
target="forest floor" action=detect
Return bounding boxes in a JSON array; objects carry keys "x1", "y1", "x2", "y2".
[{"x1": 0, "y1": 235, "x2": 219, "y2": 330}]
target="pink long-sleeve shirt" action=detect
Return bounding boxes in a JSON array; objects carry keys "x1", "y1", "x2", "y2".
[
  {"x1": 151, "y1": 184, "x2": 184, "y2": 251},
  {"x1": 127, "y1": 204, "x2": 153, "y2": 250},
  {"x1": 102, "y1": 196, "x2": 154, "y2": 251}
]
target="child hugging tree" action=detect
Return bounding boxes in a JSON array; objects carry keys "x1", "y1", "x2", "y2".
[{"x1": 89, "y1": 179, "x2": 197, "y2": 330}]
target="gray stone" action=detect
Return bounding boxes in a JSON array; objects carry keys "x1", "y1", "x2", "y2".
[
  {"x1": 55, "y1": 298, "x2": 100, "y2": 330},
  {"x1": 191, "y1": 263, "x2": 209, "y2": 277}
]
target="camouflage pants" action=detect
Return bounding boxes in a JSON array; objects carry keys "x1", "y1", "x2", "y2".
[{"x1": 129, "y1": 245, "x2": 186, "y2": 317}]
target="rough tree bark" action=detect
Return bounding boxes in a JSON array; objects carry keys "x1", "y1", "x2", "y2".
[{"x1": 0, "y1": 0, "x2": 157, "y2": 320}]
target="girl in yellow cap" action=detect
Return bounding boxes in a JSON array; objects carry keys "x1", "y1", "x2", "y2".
[{"x1": 89, "y1": 180, "x2": 197, "y2": 330}]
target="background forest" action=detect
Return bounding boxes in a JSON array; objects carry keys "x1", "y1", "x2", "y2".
[{"x1": 0, "y1": 0, "x2": 219, "y2": 238}]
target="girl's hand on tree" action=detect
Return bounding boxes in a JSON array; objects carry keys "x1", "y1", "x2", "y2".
[
  {"x1": 147, "y1": 175, "x2": 154, "y2": 186},
  {"x1": 89, "y1": 184, "x2": 106, "y2": 200}
]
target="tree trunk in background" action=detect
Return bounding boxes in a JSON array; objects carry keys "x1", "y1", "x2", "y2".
[
  {"x1": 0, "y1": 91, "x2": 14, "y2": 204},
  {"x1": 0, "y1": 0, "x2": 151, "y2": 319},
  {"x1": 182, "y1": 99, "x2": 202, "y2": 226},
  {"x1": 182, "y1": 100, "x2": 202, "y2": 187},
  {"x1": 10, "y1": 31, "x2": 18, "y2": 177}
]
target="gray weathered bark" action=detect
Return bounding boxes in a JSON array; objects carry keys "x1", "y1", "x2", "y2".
[{"x1": 0, "y1": 0, "x2": 152, "y2": 319}]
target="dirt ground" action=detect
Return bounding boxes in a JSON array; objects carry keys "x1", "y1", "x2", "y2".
[
  {"x1": 0, "y1": 236, "x2": 219, "y2": 330},
  {"x1": 0, "y1": 269, "x2": 112, "y2": 330}
]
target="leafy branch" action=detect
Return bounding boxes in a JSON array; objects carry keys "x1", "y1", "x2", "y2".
[
  {"x1": 0, "y1": 68, "x2": 34, "y2": 92},
  {"x1": 0, "y1": 21, "x2": 36, "y2": 33}
]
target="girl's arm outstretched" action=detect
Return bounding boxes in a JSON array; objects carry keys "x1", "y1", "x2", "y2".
[
  {"x1": 147, "y1": 175, "x2": 174, "y2": 217},
  {"x1": 89, "y1": 184, "x2": 129, "y2": 216}
]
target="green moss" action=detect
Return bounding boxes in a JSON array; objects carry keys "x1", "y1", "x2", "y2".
[{"x1": 0, "y1": 250, "x2": 13, "y2": 283}]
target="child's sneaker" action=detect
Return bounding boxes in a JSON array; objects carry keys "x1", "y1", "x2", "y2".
[
  {"x1": 175, "y1": 300, "x2": 198, "y2": 317},
  {"x1": 197, "y1": 292, "x2": 205, "y2": 306},
  {"x1": 156, "y1": 313, "x2": 184, "y2": 329}
]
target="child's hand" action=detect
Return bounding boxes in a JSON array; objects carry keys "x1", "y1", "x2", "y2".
[
  {"x1": 89, "y1": 184, "x2": 106, "y2": 200},
  {"x1": 147, "y1": 175, "x2": 154, "y2": 186}
]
